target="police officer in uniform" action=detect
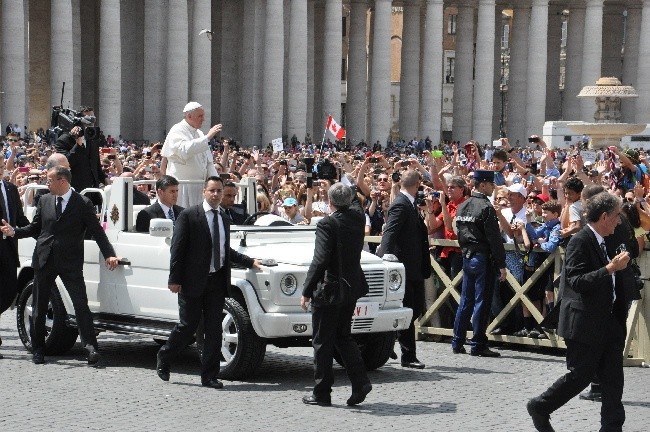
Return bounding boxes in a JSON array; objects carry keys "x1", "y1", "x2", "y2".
[{"x1": 452, "y1": 170, "x2": 506, "y2": 357}]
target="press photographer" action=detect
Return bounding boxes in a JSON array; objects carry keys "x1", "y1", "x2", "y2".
[{"x1": 54, "y1": 106, "x2": 107, "y2": 199}]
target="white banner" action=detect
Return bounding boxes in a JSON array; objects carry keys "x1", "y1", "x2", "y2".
[
  {"x1": 272, "y1": 138, "x2": 283, "y2": 152},
  {"x1": 580, "y1": 150, "x2": 597, "y2": 165}
]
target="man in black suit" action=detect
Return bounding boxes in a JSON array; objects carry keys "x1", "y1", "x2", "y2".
[
  {"x1": 527, "y1": 191, "x2": 630, "y2": 432},
  {"x1": 156, "y1": 176, "x2": 261, "y2": 388},
  {"x1": 0, "y1": 158, "x2": 30, "y2": 358},
  {"x1": 379, "y1": 169, "x2": 431, "y2": 369},
  {"x1": 300, "y1": 183, "x2": 372, "y2": 407},
  {"x1": 135, "y1": 175, "x2": 184, "y2": 232},
  {"x1": 54, "y1": 106, "x2": 106, "y2": 201},
  {"x1": 1, "y1": 166, "x2": 119, "y2": 365},
  {"x1": 220, "y1": 181, "x2": 249, "y2": 225}
]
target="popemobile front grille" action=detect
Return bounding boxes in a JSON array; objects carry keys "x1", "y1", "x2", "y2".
[
  {"x1": 363, "y1": 269, "x2": 385, "y2": 298},
  {"x1": 351, "y1": 318, "x2": 374, "y2": 331}
]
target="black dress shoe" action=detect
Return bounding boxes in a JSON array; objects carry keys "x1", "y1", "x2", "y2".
[
  {"x1": 85, "y1": 345, "x2": 101, "y2": 365},
  {"x1": 202, "y1": 378, "x2": 224, "y2": 389},
  {"x1": 401, "y1": 359, "x2": 425, "y2": 369},
  {"x1": 347, "y1": 383, "x2": 372, "y2": 406},
  {"x1": 302, "y1": 394, "x2": 331, "y2": 406},
  {"x1": 579, "y1": 388, "x2": 602, "y2": 402},
  {"x1": 470, "y1": 348, "x2": 501, "y2": 357},
  {"x1": 452, "y1": 346, "x2": 466, "y2": 354},
  {"x1": 527, "y1": 400, "x2": 555, "y2": 432},
  {"x1": 389, "y1": 350, "x2": 398, "y2": 360},
  {"x1": 32, "y1": 352, "x2": 45, "y2": 364},
  {"x1": 156, "y1": 355, "x2": 170, "y2": 382}
]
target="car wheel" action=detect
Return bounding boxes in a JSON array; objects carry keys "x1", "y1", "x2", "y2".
[
  {"x1": 16, "y1": 280, "x2": 78, "y2": 355},
  {"x1": 196, "y1": 297, "x2": 266, "y2": 380},
  {"x1": 359, "y1": 331, "x2": 396, "y2": 371}
]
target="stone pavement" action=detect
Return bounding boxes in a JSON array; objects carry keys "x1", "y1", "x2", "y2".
[{"x1": 1, "y1": 312, "x2": 648, "y2": 432}]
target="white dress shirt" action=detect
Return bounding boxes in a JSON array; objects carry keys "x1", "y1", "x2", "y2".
[{"x1": 203, "y1": 200, "x2": 226, "y2": 272}]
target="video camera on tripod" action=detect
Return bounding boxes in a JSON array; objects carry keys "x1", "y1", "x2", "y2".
[
  {"x1": 49, "y1": 106, "x2": 100, "y2": 140},
  {"x1": 302, "y1": 157, "x2": 338, "y2": 188}
]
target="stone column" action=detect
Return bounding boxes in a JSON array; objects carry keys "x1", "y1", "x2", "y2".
[
  {"x1": 622, "y1": 4, "x2": 642, "y2": 123},
  {"x1": 507, "y1": 2, "x2": 529, "y2": 143},
  {"x1": 601, "y1": 3, "x2": 624, "y2": 79},
  {"x1": 398, "y1": 0, "x2": 421, "y2": 140},
  {"x1": 580, "y1": 0, "x2": 605, "y2": 121},
  {"x1": 165, "y1": 0, "x2": 189, "y2": 131},
  {"x1": 525, "y1": 0, "x2": 549, "y2": 137},
  {"x1": 452, "y1": 1, "x2": 474, "y2": 143},
  {"x1": 312, "y1": 1, "x2": 324, "y2": 137},
  {"x1": 545, "y1": 5, "x2": 564, "y2": 121},
  {"x1": 262, "y1": 0, "x2": 284, "y2": 145},
  {"x1": 220, "y1": 1, "x2": 243, "y2": 140},
  {"x1": 120, "y1": 1, "x2": 144, "y2": 139},
  {"x1": 28, "y1": 0, "x2": 51, "y2": 131},
  {"x1": 637, "y1": 0, "x2": 650, "y2": 124},
  {"x1": 368, "y1": 0, "x2": 391, "y2": 145},
  {"x1": 1, "y1": 0, "x2": 27, "y2": 131},
  {"x1": 143, "y1": 0, "x2": 167, "y2": 141},
  {"x1": 346, "y1": 0, "x2": 368, "y2": 144},
  {"x1": 189, "y1": 0, "x2": 212, "y2": 124},
  {"x1": 472, "y1": 0, "x2": 496, "y2": 144},
  {"x1": 306, "y1": 0, "x2": 315, "y2": 141},
  {"x1": 210, "y1": 0, "x2": 223, "y2": 126},
  {"x1": 419, "y1": 0, "x2": 444, "y2": 141},
  {"x1": 286, "y1": 0, "x2": 308, "y2": 143},
  {"x1": 98, "y1": 0, "x2": 121, "y2": 137},
  {"x1": 241, "y1": 0, "x2": 264, "y2": 147},
  {"x1": 563, "y1": 4, "x2": 585, "y2": 120},
  {"x1": 322, "y1": 0, "x2": 342, "y2": 131},
  {"x1": 50, "y1": 0, "x2": 81, "y2": 109}
]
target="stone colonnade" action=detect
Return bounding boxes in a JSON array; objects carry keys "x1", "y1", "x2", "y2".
[{"x1": 1, "y1": 0, "x2": 650, "y2": 146}]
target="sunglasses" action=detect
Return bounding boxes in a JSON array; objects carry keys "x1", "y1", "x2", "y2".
[{"x1": 377, "y1": 178, "x2": 389, "y2": 182}]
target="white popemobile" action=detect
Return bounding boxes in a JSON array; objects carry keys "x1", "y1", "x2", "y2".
[{"x1": 13, "y1": 177, "x2": 412, "y2": 379}]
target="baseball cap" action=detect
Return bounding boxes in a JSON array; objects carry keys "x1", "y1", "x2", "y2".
[
  {"x1": 506, "y1": 183, "x2": 528, "y2": 198},
  {"x1": 534, "y1": 193, "x2": 549, "y2": 203},
  {"x1": 282, "y1": 197, "x2": 298, "y2": 207}
]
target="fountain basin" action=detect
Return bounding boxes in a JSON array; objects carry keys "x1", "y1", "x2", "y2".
[{"x1": 567, "y1": 122, "x2": 647, "y2": 149}]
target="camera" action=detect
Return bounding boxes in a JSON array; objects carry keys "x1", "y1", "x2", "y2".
[
  {"x1": 401, "y1": 161, "x2": 410, "y2": 167},
  {"x1": 316, "y1": 158, "x2": 337, "y2": 181},
  {"x1": 432, "y1": 191, "x2": 440, "y2": 199},
  {"x1": 528, "y1": 136, "x2": 540, "y2": 143},
  {"x1": 391, "y1": 172, "x2": 401, "y2": 182},
  {"x1": 369, "y1": 157, "x2": 378, "y2": 163},
  {"x1": 415, "y1": 189, "x2": 426, "y2": 206},
  {"x1": 279, "y1": 160, "x2": 287, "y2": 166},
  {"x1": 49, "y1": 106, "x2": 100, "y2": 140}
]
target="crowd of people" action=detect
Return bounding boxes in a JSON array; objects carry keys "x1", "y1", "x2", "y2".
[{"x1": 1, "y1": 103, "x2": 647, "y2": 428}]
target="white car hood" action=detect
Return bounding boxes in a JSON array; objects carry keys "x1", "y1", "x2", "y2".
[{"x1": 238, "y1": 242, "x2": 384, "y2": 266}]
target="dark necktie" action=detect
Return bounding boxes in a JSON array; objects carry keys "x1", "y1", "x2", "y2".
[
  {"x1": 0, "y1": 184, "x2": 7, "y2": 223},
  {"x1": 167, "y1": 208, "x2": 175, "y2": 225},
  {"x1": 211, "y1": 209, "x2": 221, "y2": 272},
  {"x1": 600, "y1": 242, "x2": 609, "y2": 262},
  {"x1": 56, "y1": 196, "x2": 63, "y2": 219}
]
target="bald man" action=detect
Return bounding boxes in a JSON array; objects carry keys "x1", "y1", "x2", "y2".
[{"x1": 161, "y1": 102, "x2": 222, "y2": 207}]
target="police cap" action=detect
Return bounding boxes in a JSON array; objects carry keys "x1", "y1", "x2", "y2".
[{"x1": 473, "y1": 170, "x2": 495, "y2": 183}]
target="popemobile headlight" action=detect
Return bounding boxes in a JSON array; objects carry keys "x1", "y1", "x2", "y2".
[
  {"x1": 388, "y1": 270, "x2": 402, "y2": 292},
  {"x1": 280, "y1": 274, "x2": 298, "y2": 296}
]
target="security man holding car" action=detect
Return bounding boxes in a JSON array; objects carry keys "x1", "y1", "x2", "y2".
[
  {"x1": 452, "y1": 170, "x2": 506, "y2": 357},
  {"x1": 301, "y1": 182, "x2": 372, "y2": 407}
]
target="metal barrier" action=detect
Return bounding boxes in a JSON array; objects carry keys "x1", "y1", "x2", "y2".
[{"x1": 364, "y1": 236, "x2": 649, "y2": 366}]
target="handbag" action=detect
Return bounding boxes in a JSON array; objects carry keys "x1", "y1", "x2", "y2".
[{"x1": 311, "y1": 216, "x2": 351, "y2": 307}]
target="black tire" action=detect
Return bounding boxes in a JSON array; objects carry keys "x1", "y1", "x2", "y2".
[
  {"x1": 196, "y1": 297, "x2": 266, "y2": 380},
  {"x1": 16, "y1": 280, "x2": 79, "y2": 355},
  {"x1": 333, "y1": 332, "x2": 396, "y2": 371},
  {"x1": 358, "y1": 332, "x2": 397, "y2": 371}
]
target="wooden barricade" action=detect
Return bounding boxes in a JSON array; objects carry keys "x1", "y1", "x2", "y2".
[{"x1": 364, "y1": 236, "x2": 649, "y2": 366}]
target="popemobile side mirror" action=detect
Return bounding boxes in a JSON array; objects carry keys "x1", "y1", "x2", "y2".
[{"x1": 149, "y1": 218, "x2": 174, "y2": 239}]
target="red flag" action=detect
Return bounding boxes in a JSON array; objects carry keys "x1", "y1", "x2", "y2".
[{"x1": 326, "y1": 115, "x2": 346, "y2": 140}]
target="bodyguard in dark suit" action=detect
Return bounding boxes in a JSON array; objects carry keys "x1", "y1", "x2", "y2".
[
  {"x1": 1, "y1": 166, "x2": 119, "y2": 365},
  {"x1": 220, "y1": 182, "x2": 249, "y2": 225},
  {"x1": 379, "y1": 169, "x2": 431, "y2": 369},
  {"x1": 156, "y1": 176, "x2": 260, "y2": 388},
  {"x1": 527, "y1": 192, "x2": 630, "y2": 432},
  {"x1": 135, "y1": 175, "x2": 184, "y2": 232},
  {"x1": 301, "y1": 183, "x2": 372, "y2": 407},
  {"x1": 0, "y1": 159, "x2": 30, "y2": 358}
]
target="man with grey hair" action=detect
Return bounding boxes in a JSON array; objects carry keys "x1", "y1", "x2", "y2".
[
  {"x1": 301, "y1": 182, "x2": 372, "y2": 406},
  {"x1": 379, "y1": 169, "x2": 431, "y2": 369},
  {"x1": 161, "y1": 102, "x2": 222, "y2": 207},
  {"x1": 527, "y1": 191, "x2": 630, "y2": 432}
]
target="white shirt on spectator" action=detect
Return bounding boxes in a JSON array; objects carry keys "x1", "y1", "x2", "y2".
[
  {"x1": 162, "y1": 119, "x2": 218, "y2": 208},
  {"x1": 500, "y1": 206, "x2": 527, "y2": 244}
]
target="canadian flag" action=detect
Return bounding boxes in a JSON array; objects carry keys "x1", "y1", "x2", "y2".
[{"x1": 326, "y1": 115, "x2": 346, "y2": 140}]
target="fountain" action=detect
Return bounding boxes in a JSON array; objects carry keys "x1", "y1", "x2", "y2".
[{"x1": 567, "y1": 77, "x2": 646, "y2": 149}]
